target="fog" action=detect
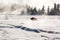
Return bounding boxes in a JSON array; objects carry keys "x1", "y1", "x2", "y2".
[{"x1": 0, "y1": 0, "x2": 60, "y2": 9}]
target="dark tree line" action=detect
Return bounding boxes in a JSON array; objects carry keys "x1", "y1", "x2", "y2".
[
  {"x1": 21, "y1": 3, "x2": 60, "y2": 15},
  {"x1": 48, "y1": 3, "x2": 60, "y2": 15},
  {"x1": 26, "y1": 5, "x2": 45, "y2": 15}
]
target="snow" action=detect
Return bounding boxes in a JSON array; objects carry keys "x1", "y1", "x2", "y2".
[
  {"x1": 0, "y1": 28, "x2": 42, "y2": 40},
  {"x1": 0, "y1": 15, "x2": 60, "y2": 40}
]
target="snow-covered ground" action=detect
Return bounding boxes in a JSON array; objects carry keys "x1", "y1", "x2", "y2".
[{"x1": 0, "y1": 15, "x2": 60, "y2": 40}]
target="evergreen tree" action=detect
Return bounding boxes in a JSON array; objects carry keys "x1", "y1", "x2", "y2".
[
  {"x1": 47, "y1": 6, "x2": 50, "y2": 15},
  {"x1": 41, "y1": 5, "x2": 45, "y2": 14}
]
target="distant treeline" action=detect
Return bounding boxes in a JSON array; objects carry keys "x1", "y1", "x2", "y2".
[{"x1": 21, "y1": 3, "x2": 60, "y2": 15}]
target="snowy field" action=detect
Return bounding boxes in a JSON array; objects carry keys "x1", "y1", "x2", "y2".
[{"x1": 0, "y1": 15, "x2": 60, "y2": 40}]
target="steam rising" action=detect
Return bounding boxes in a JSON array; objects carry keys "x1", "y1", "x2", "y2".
[
  {"x1": 0, "y1": 1, "x2": 28, "y2": 15},
  {"x1": 0, "y1": 0, "x2": 60, "y2": 14}
]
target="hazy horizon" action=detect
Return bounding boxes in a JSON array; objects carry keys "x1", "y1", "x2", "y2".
[{"x1": 0, "y1": 0, "x2": 60, "y2": 10}]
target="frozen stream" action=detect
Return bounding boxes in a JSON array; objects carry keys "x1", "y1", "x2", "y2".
[{"x1": 0, "y1": 15, "x2": 60, "y2": 40}]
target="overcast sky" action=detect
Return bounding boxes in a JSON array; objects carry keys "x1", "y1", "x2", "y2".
[
  {"x1": 28, "y1": 0, "x2": 60, "y2": 10},
  {"x1": 0, "y1": 0, "x2": 60, "y2": 9}
]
